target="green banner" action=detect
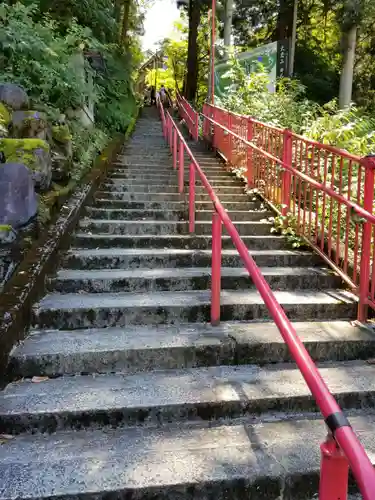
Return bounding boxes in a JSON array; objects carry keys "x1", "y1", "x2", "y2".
[{"x1": 214, "y1": 40, "x2": 289, "y2": 98}]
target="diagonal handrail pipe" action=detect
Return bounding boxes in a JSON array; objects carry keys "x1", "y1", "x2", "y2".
[{"x1": 156, "y1": 100, "x2": 375, "y2": 500}]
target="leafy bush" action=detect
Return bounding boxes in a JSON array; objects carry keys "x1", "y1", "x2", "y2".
[
  {"x1": 303, "y1": 100, "x2": 375, "y2": 156},
  {"x1": 217, "y1": 56, "x2": 375, "y2": 157},
  {"x1": 0, "y1": 3, "x2": 97, "y2": 111},
  {"x1": 217, "y1": 57, "x2": 320, "y2": 133}
]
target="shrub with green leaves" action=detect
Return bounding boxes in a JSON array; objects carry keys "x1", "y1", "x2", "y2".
[{"x1": 217, "y1": 56, "x2": 375, "y2": 158}]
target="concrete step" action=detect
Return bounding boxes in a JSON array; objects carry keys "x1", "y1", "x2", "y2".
[
  {"x1": 101, "y1": 181, "x2": 245, "y2": 195},
  {"x1": 49, "y1": 267, "x2": 341, "y2": 294},
  {"x1": 10, "y1": 321, "x2": 374, "y2": 377},
  {"x1": 100, "y1": 183, "x2": 182, "y2": 194},
  {"x1": 63, "y1": 248, "x2": 323, "y2": 270},
  {"x1": 94, "y1": 191, "x2": 183, "y2": 202},
  {"x1": 110, "y1": 170, "x2": 237, "y2": 181},
  {"x1": 101, "y1": 183, "x2": 246, "y2": 196},
  {"x1": 78, "y1": 219, "x2": 273, "y2": 236},
  {"x1": 85, "y1": 207, "x2": 185, "y2": 221},
  {"x1": 196, "y1": 209, "x2": 272, "y2": 221},
  {"x1": 93, "y1": 198, "x2": 186, "y2": 210},
  {"x1": 195, "y1": 200, "x2": 260, "y2": 211},
  {"x1": 33, "y1": 289, "x2": 357, "y2": 330},
  {"x1": 194, "y1": 192, "x2": 252, "y2": 202},
  {"x1": 109, "y1": 172, "x2": 240, "y2": 183},
  {"x1": 0, "y1": 415, "x2": 374, "y2": 500},
  {"x1": 72, "y1": 233, "x2": 290, "y2": 250},
  {"x1": 0, "y1": 360, "x2": 370, "y2": 434}
]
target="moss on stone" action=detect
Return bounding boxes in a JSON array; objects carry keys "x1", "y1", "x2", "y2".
[
  {"x1": 0, "y1": 138, "x2": 49, "y2": 171},
  {"x1": 0, "y1": 103, "x2": 11, "y2": 131},
  {"x1": 52, "y1": 124, "x2": 72, "y2": 143}
]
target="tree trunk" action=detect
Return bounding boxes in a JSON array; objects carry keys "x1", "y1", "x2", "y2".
[
  {"x1": 276, "y1": 0, "x2": 294, "y2": 40},
  {"x1": 339, "y1": 24, "x2": 357, "y2": 108},
  {"x1": 115, "y1": 0, "x2": 122, "y2": 22},
  {"x1": 185, "y1": 0, "x2": 200, "y2": 102},
  {"x1": 120, "y1": 0, "x2": 131, "y2": 46},
  {"x1": 223, "y1": 0, "x2": 234, "y2": 49}
]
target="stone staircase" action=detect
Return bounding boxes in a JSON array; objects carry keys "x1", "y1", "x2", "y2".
[{"x1": 1, "y1": 107, "x2": 375, "y2": 499}]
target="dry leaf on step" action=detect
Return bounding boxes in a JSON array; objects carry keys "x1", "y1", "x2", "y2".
[
  {"x1": 0, "y1": 434, "x2": 15, "y2": 444},
  {"x1": 31, "y1": 376, "x2": 49, "y2": 383}
]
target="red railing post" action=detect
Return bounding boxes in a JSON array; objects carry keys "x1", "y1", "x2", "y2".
[
  {"x1": 212, "y1": 108, "x2": 217, "y2": 150},
  {"x1": 194, "y1": 112, "x2": 199, "y2": 141},
  {"x1": 173, "y1": 130, "x2": 178, "y2": 169},
  {"x1": 168, "y1": 117, "x2": 173, "y2": 151},
  {"x1": 319, "y1": 435, "x2": 349, "y2": 500},
  {"x1": 358, "y1": 155, "x2": 375, "y2": 322},
  {"x1": 179, "y1": 142, "x2": 185, "y2": 194},
  {"x1": 211, "y1": 210, "x2": 222, "y2": 326},
  {"x1": 247, "y1": 118, "x2": 254, "y2": 188},
  {"x1": 228, "y1": 112, "x2": 233, "y2": 164},
  {"x1": 281, "y1": 129, "x2": 293, "y2": 216},
  {"x1": 189, "y1": 162, "x2": 196, "y2": 233}
]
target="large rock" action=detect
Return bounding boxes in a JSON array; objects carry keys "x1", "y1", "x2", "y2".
[
  {"x1": 0, "y1": 83, "x2": 29, "y2": 111},
  {"x1": 0, "y1": 162, "x2": 37, "y2": 232},
  {"x1": 0, "y1": 138, "x2": 52, "y2": 190},
  {"x1": 11, "y1": 110, "x2": 48, "y2": 140}
]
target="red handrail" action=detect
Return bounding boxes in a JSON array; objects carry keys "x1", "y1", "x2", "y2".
[
  {"x1": 156, "y1": 104, "x2": 375, "y2": 500},
  {"x1": 176, "y1": 92, "x2": 199, "y2": 141}
]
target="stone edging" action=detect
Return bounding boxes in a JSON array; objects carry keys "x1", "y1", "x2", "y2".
[{"x1": 0, "y1": 111, "x2": 140, "y2": 384}]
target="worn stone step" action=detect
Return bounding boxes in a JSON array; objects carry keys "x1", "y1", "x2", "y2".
[
  {"x1": 78, "y1": 219, "x2": 273, "y2": 236},
  {"x1": 112, "y1": 164, "x2": 174, "y2": 172},
  {"x1": 194, "y1": 192, "x2": 252, "y2": 202},
  {"x1": 9, "y1": 321, "x2": 374, "y2": 378},
  {"x1": 102, "y1": 183, "x2": 245, "y2": 196},
  {"x1": 196, "y1": 209, "x2": 272, "y2": 222},
  {"x1": 195, "y1": 200, "x2": 260, "y2": 211},
  {"x1": 33, "y1": 288, "x2": 357, "y2": 330},
  {"x1": 0, "y1": 360, "x2": 370, "y2": 434},
  {"x1": 85, "y1": 207, "x2": 185, "y2": 221},
  {"x1": 93, "y1": 198, "x2": 186, "y2": 210},
  {"x1": 49, "y1": 267, "x2": 341, "y2": 294},
  {"x1": 100, "y1": 183, "x2": 181, "y2": 193},
  {"x1": 110, "y1": 170, "x2": 236, "y2": 181},
  {"x1": 94, "y1": 190, "x2": 183, "y2": 202},
  {"x1": 72, "y1": 233, "x2": 289, "y2": 250},
  {"x1": 109, "y1": 172, "x2": 239, "y2": 183},
  {"x1": 63, "y1": 248, "x2": 322, "y2": 270},
  {"x1": 1, "y1": 415, "x2": 374, "y2": 500}
]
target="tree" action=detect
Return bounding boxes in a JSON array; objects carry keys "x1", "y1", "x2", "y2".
[
  {"x1": 337, "y1": 0, "x2": 366, "y2": 108},
  {"x1": 223, "y1": 0, "x2": 234, "y2": 49}
]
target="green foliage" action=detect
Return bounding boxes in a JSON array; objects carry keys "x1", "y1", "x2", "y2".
[
  {"x1": 160, "y1": 15, "x2": 210, "y2": 107},
  {"x1": 217, "y1": 57, "x2": 320, "y2": 133},
  {"x1": 69, "y1": 122, "x2": 108, "y2": 181},
  {"x1": 304, "y1": 101, "x2": 375, "y2": 156},
  {"x1": 269, "y1": 212, "x2": 306, "y2": 249},
  {"x1": 0, "y1": 3, "x2": 96, "y2": 111}
]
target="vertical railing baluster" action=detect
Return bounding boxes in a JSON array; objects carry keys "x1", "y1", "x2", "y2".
[
  {"x1": 358, "y1": 155, "x2": 375, "y2": 321},
  {"x1": 281, "y1": 129, "x2": 293, "y2": 217},
  {"x1": 211, "y1": 210, "x2": 222, "y2": 326},
  {"x1": 173, "y1": 128, "x2": 177, "y2": 169},
  {"x1": 189, "y1": 163, "x2": 196, "y2": 233},
  {"x1": 247, "y1": 118, "x2": 254, "y2": 188},
  {"x1": 179, "y1": 143, "x2": 185, "y2": 194}
]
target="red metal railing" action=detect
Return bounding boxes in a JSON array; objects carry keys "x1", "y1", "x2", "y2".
[
  {"x1": 157, "y1": 99, "x2": 375, "y2": 499},
  {"x1": 176, "y1": 92, "x2": 199, "y2": 141},
  {"x1": 202, "y1": 103, "x2": 375, "y2": 322}
]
